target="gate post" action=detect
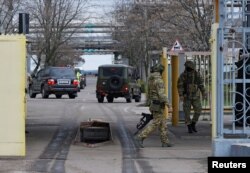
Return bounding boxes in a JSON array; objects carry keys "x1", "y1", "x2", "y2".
[
  {"x1": 161, "y1": 47, "x2": 169, "y2": 119},
  {"x1": 171, "y1": 55, "x2": 179, "y2": 126},
  {"x1": 0, "y1": 35, "x2": 26, "y2": 156}
]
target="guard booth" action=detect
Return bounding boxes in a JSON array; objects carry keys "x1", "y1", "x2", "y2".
[{"x1": 0, "y1": 35, "x2": 26, "y2": 156}]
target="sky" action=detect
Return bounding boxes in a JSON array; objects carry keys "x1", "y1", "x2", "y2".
[
  {"x1": 81, "y1": 0, "x2": 116, "y2": 71},
  {"x1": 87, "y1": 0, "x2": 116, "y2": 23},
  {"x1": 79, "y1": 54, "x2": 114, "y2": 70}
]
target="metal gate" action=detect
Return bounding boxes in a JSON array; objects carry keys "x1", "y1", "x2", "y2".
[{"x1": 218, "y1": 0, "x2": 250, "y2": 136}]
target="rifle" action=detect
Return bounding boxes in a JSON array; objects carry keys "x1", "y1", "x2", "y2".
[{"x1": 134, "y1": 112, "x2": 153, "y2": 135}]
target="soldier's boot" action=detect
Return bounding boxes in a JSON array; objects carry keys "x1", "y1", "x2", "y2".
[
  {"x1": 187, "y1": 124, "x2": 193, "y2": 133},
  {"x1": 162, "y1": 142, "x2": 174, "y2": 147},
  {"x1": 134, "y1": 136, "x2": 144, "y2": 148},
  {"x1": 191, "y1": 122, "x2": 197, "y2": 132}
]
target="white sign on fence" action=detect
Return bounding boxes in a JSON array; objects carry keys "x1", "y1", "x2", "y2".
[{"x1": 170, "y1": 40, "x2": 184, "y2": 52}]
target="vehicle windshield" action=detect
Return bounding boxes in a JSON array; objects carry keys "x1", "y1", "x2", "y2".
[
  {"x1": 102, "y1": 67, "x2": 124, "y2": 77},
  {"x1": 50, "y1": 68, "x2": 75, "y2": 78}
]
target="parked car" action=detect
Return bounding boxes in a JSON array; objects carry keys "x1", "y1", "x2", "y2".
[
  {"x1": 96, "y1": 64, "x2": 141, "y2": 103},
  {"x1": 29, "y1": 67, "x2": 79, "y2": 99}
]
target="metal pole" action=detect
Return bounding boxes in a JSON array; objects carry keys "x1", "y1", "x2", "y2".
[
  {"x1": 178, "y1": 53, "x2": 186, "y2": 122},
  {"x1": 171, "y1": 55, "x2": 179, "y2": 126},
  {"x1": 214, "y1": 0, "x2": 220, "y2": 23},
  {"x1": 211, "y1": 0, "x2": 220, "y2": 139},
  {"x1": 211, "y1": 26, "x2": 219, "y2": 138},
  {"x1": 161, "y1": 47, "x2": 168, "y2": 119}
]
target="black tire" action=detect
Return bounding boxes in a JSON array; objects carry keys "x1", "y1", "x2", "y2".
[
  {"x1": 107, "y1": 96, "x2": 114, "y2": 103},
  {"x1": 126, "y1": 92, "x2": 132, "y2": 103},
  {"x1": 98, "y1": 96, "x2": 104, "y2": 103},
  {"x1": 135, "y1": 96, "x2": 141, "y2": 102},
  {"x1": 80, "y1": 84, "x2": 85, "y2": 89},
  {"x1": 126, "y1": 98, "x2": 131, "y2": 103},
  {"x1": 134, "y1": 91, "x2": 141, "y2": 102},
  {"x1": 108, "y1": 75, "x2": 123, "y2": 90},
  {"x1": 41, "y1": 86, "x2": 49, "y2": 98},
  {"x1": 29, "y1": 86, "x2": 36, "y2": 98},
  {"x1": 56, "y1": 94, "x2": 62, "y2": 99},
  {"x1": 68, "y1": 93, "x2": 76, "y2": 99}
]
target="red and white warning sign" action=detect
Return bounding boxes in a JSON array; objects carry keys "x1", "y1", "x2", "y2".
[{"x1": 170, "y1": 40, "x2": 184, "y2": 52}]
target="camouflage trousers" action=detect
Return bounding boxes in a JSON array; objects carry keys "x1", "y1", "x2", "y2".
[
  {"x1": 138, "y1": 110, "x2": 169, "y2": 144},
  {"x1": 183, "y1": 97, "x2": 202, "y2": 125}
]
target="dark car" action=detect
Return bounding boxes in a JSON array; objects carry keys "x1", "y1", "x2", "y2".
[
  {"x1": 96, "y1": 64, "x2": 141, "y2": 103},
  {"x1": 29, "y1": 67, "x2": 79, "y2": 99}
]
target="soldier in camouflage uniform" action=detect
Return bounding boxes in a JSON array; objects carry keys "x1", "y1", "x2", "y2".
[
  {"x1": 177, "y1": 60, "x2": 207, "y2": 133},
  {"x1": 135, "y1": 63, "x2": 173, "y2": 148}
]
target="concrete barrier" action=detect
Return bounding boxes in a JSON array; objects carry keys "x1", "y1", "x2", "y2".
[{"x1": 231, "y1": 143, "x2": 250, "y2": 156}]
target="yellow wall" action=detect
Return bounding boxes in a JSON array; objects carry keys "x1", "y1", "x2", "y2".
[{"x1": 0, "y1": 35, "x2": 26, "y2": 156}]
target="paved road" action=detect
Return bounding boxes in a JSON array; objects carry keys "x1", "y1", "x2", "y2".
[{"x1": 0, "y1": 76, "x2": 211, "y2": 173}]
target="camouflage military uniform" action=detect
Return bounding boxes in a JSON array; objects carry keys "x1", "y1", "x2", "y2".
[
  {"x1": 177, "y1": 61, "x2": 206, "y2": 133},
  {"x1": 137, "y1": 64, "x2": 172, "y2": 147}
]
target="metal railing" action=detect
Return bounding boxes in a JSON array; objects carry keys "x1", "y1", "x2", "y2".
[{"x1": 218, "y1": 0, "x2": 250, "y2": 136}]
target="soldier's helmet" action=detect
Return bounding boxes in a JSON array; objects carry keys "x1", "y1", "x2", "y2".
[
  {"x1": 184, "y1": 61, "x2": 195, "y2": 70},
  {"x1": 150, "y1": 63, "x2": 164, "y2": 73}
]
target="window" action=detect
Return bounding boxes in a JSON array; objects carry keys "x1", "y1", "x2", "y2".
[
  {"x1": 102, "y1": 67, "x2": 124, "y2": 77},
  {"x1": 50, "y1": 68, "x2": 75, "y2": 78}
]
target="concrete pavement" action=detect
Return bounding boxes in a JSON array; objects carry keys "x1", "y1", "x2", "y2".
[
  {"x1": 130, "y1": 105, "x2": 211, "y2": 173},
  {"x1": 66, "y1": 106, "x2": 212, "y2": 173},
  {"x1": 0, "y1": 92, "x2": 212, "y2": 173}
]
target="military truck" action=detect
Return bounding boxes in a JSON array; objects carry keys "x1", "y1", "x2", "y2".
[{"x1": 96, "y1": 64, "x2": 141, "y2": 103}]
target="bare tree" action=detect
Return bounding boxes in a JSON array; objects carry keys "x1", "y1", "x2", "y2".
[
  {"x1": 23, "y1": 0, "x2": 90, "y2": 73},
  {"x1": 0, "y1": 0, "x2": 22, "y2": 34},
  {"x1": 111, "y1": 0, "x2": 213, "y2": 83},
  {"x1": 158, "y1": 0, "x2": 213, "y2": 51},
  {"x1": 112, "y1": 1, "x2": 171, "y2": 80}
]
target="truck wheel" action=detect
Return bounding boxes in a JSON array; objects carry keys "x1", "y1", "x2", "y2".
[
  {"x1": 98, "y1": 96, "x2": 104, "y2": 103},
  {"x1": 126, "y1": 92, "x2": 132, "y2": 103},
  {"x1": 108, "y1": 75, "x2": 123, "y2": 90},
  {"x1": 135, "y1": 96, "x2": 141, "y2": 102},
  {"x1": 107, "y1": 96, "x2": 114, "y2": 103},
  {"x1": 134, "y1": 91, "x2": 141, "y2": 102}
]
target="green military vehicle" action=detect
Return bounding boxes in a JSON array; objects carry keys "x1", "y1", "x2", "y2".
[{"x1": 96, "y1": 64, "x2": 141, "y2": 103}]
